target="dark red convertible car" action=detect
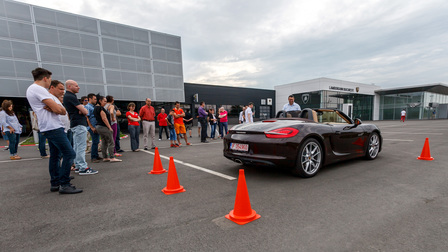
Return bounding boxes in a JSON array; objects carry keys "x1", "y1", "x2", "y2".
[{"x1": 223, "y1": 108, "x2": 382, "y2": 178}]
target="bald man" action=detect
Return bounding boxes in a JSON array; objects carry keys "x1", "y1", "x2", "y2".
[{"x1": 63, "y1": 80, "x2": 98, "y2": 175}]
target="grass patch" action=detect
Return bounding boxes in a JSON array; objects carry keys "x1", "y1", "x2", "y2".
[{"x1": 20, "y1": 137, "x2": 36, "y2": 145}]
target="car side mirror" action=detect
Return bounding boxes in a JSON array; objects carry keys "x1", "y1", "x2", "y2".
[{"x1": 354, "y1": 118, "x2": 362, "y2": 126}]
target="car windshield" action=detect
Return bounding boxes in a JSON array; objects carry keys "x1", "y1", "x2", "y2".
[{"x1": 316, "y1": 110, "x2": 350, "y2": 124}]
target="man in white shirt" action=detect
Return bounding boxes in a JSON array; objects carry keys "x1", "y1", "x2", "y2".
[
  {"x1": 401, "y1": 109, "x2": 406, "y2": 122},
  {"x1": 245, "y1": 102, "x2": 254, "y2": 123},
  {"x1": 26, "y1": 68, "x2": 82, "y2": 194},
  {"x1": 283, "y1": 95, "x2": 301, "y2": 112}
]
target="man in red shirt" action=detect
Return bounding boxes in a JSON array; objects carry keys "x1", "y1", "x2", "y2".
[
  {"x1": 139, "y1": 98, "x2": 156, "y2": 150},
  {"x1": 157, "y1": 108, "x2": 169, "y2": 140},
  {"x1": 173, "y1": 101, "x2": 191, "y2": 146}
]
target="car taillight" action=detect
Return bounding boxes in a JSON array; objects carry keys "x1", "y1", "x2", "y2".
[{"x1": 265, "y1": 127, "x2": 299, "y2": 138}]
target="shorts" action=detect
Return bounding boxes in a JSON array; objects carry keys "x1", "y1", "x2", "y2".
[
  {"x1": 198, "y1": 122, "x2": 201, "y2": 128},
  {"x1": 174, "y1": 123, "x2": 186, "y2": 134},
  {"x1": 185, "y1": 124, "x2": 192, "y2": 131}
]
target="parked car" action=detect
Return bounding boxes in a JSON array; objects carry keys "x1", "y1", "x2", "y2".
[{"x1": 223, "y1": 108, "x2": 382, "y2": 178}]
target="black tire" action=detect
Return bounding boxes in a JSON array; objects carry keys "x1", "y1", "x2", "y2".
[
  {"x1": 365, "y1": 132, "x2": 380, "y2": 160},
  {"x1": 292, "y1": 138, "x2": 323, "y2": 178}
]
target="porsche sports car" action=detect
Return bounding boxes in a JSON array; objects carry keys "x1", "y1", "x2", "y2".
[{"x1": 223, "y1": 108, "x2": 382, "y2": 178}]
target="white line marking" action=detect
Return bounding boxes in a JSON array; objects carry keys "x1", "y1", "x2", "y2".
[
  {"x1": 140, "y1": 149, "x2": 236, "y2": 180},
  {"x1": 383, "y1": 139, "x2": 414, "y2": 142},
  {"x1": 379, "y1": 125, "x2": 401, "y2": 128},
  {"x1": 381, "y1": 132, "x2": 443, "y2": 135},
  {"x1": 0, "y1": 157, "x2": 43, "y2": 164},
  {"x1": 154, "y1": 141, "x2": 223, "y2": 149}
]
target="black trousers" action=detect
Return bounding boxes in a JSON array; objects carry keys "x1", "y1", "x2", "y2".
[
  {"x1": 159, "y1": 125, "x2": 169, "y2": 139},
  {"x1": 199, "y1": 117, "x2": 207, "y2": 142}
]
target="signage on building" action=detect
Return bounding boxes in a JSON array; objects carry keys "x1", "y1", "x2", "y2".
[
  {"x1": 261, "y1": 99, "x2": 266, "y2": 105},
  {"x1": 302, "y1": 94, "x2": 310, "y2": 104},
  {"x1": 329, "y1": 86, "x2": 354, "y2": 92},
  {"x1": 267, "y1": 98, "x2": 272, "y2": 105}
]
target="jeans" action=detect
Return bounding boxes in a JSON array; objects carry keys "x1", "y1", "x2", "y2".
[
  {"x1": 71, "y1": 125, "x2": 88, "y2": 171},
  {"x1": 38, "y1": 132, "x2": 47, "y2": 156},
  {"x1": 210, "y1": 124, "x2": 217, "y2": 138},
  {"x1": 96, "y1": 125, "x2": 114, "y2": 158},
  {"x1": 128, "y1": 125, "x2": 140, "y2": 151},
  {"x1": 169, "y1": 128, "x2": 177, "y2": 141},
  {"x1": 159, "y1": 125, "x2": 169, "y2": 139},
  {"x1": 219, "y1": 122, "x2": 228, "y2": 138},
  {"x1": 5, "y1": 132, "x2": 19, "y2": 156},
  {"x1": 41, "y1": 128, "x2": 75, "y2": 187},
  {"x1": 88, "y1": 128, "x2": 100, "y2": 159},
  {"x1": 115, "y1": 123, "x2": 121, "y2": 151},
  {"x1": 111, "y1": 123, "x2": 118, "y2": 154}
]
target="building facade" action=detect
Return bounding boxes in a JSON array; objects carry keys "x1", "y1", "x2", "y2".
[{"x1": 0, "y1": 0, "x2": 184, "y2": 102}]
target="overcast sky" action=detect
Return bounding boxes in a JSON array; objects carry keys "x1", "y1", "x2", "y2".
[{"x1": 19, "y1": 0, "x2": 448, "y2": 89}]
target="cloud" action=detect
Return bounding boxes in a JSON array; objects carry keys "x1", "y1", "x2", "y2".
[{"x1": 19, "y1": 0, "x2": 448, "y2": 88}]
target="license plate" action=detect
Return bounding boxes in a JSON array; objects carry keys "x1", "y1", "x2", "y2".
[{"x1": 230, "y1": 143, "x2": 249, "y2": 152}]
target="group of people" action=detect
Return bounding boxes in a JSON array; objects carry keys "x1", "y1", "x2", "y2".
[{"x1": 24, "y1": 67, "x2": 142, "y2": 194}]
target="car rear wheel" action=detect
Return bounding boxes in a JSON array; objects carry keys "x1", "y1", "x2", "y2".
[
  {"x1": 365, "y1": 132, "x2": 380, "y2": 160},
  {"x1": 293, "y1": 138, "x2": 323, "y2": 178}
]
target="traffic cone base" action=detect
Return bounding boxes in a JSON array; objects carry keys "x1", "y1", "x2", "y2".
[
  {"x1": 225, "y1": 209, "x2": 261, "y2": 225},
  {"x1": 149, "y1": 147, "x2": 167, "y2": 174},
  {"x1": 162, "y1": 186, "x2": 186, "y2": 195},
  {"x1": 149, "y1": 169, "x2": 167, "y2": 174},
  {"x1": 417, "y1": 138, "x2": 434, "y2": 161}
]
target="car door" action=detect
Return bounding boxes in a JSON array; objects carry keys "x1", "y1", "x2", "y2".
[{"x1": 330, "y1": 124, "x2": 367, "y2": 155}]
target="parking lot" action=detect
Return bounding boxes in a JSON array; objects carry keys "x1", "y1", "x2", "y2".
[{"x1": 1, "y1": 120, "x2": 447, "y2": 251}]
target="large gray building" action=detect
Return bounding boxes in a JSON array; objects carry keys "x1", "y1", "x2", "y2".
[{"x1": 0, "y1": 0, "x2": 184, "y2": 102}]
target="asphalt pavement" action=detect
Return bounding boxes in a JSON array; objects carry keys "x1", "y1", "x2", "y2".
[{"x1": 1, "y1": 120, "x2": 447, "y2": 251}]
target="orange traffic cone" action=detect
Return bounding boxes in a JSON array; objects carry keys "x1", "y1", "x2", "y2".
[
  {"x1": 162, "y1": 157, "x2": 186, "y2": 195},
  {"x1": 417, "y1": 138, "x2": 434, "y2": 161},
  {"x1": 149, "y1": 147, "x2": 167, "y2": 174},
  {"x1": 225, "y1": 169, "x2": 261, "y2": 225}
]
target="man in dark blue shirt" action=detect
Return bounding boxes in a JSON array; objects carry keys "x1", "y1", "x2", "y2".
[
  {"x1": 63, "y1": 80, "x2": 98, "y2": 176},
  {"x1": 85, "y1": 93, "x2": 102, "y2": 163},
  {"x1": 198, "y1": 101, "x2": 208, "y2": 143}
]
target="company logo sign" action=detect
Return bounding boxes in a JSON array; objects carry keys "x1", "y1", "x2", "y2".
[
  {"x1": 302, "y1": 94, "x2": 310, "y2": 104},
  {"x1": 329, "y1": 86, "x2": 354, "y2": 92}
]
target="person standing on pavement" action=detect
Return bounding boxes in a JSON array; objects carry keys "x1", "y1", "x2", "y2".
[
  {"x1": 401, "y1": 109, "x2": 406, "y2": 122},
  {"x1": 114, "y1": 104, "x2": 124, "y2": 153},
  {"x1": 126, "y1": 102, "x2": 141, "y2": 152},
  {"x1": 139, "y1": 98, "x2": 156, "y2": 150},
  {"x1": 85, "y1": 93, "x2": 101, "y2": 163},
  {"x1": 157, "y1": 108, "x2": 169, "y2": 140},
  {"x1": 218, "y1": 107, "x2": 229, "y2": 139},
  {"x1": 105, "y1": 96, "x2": 121, "y2": 157},
  {"x1": 0, "y1": 105, "x2": 10, "y2": 151},
  {"x1": 198, "y1": 101, "x2": 208, "y2": 143},
  {"x1": 173, "y1": 101, "x2": 191, "y2": 146},
  {"x1": 166, "y1": 109, "x2": 178, "y2": 148},
  {"x1": 63, "y1": 80, "x2": 98, "y2": 175},
  {"x1": 239, "y1": 106, "x2": 246, "y2": 124},
  {"x1": 183, "y1": 109, "x2": 193, "y2": 138},
  {"x1": 2, "y1": 100, "x2": 22, "y2": 160},
  {"x1": 26, "y1": 68, "x2": 82, "y2": 194},
  {"x1": 94, "y1": 96, "x2": 122, "y2": 162},
  {"x1": 208, "y1": 108, "x2": 217, "y2": 139},
  {"x1": 245, "y1": 102, "x2": 254, "y2": 123}
]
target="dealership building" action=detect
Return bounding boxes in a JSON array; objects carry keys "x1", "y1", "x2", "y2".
[
  {"x1": 0, "y1": 0, "x2": 447, "y2": 135},
  {"x1": 275, "y1": 78, "x2": 448, "y2": 121}
]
